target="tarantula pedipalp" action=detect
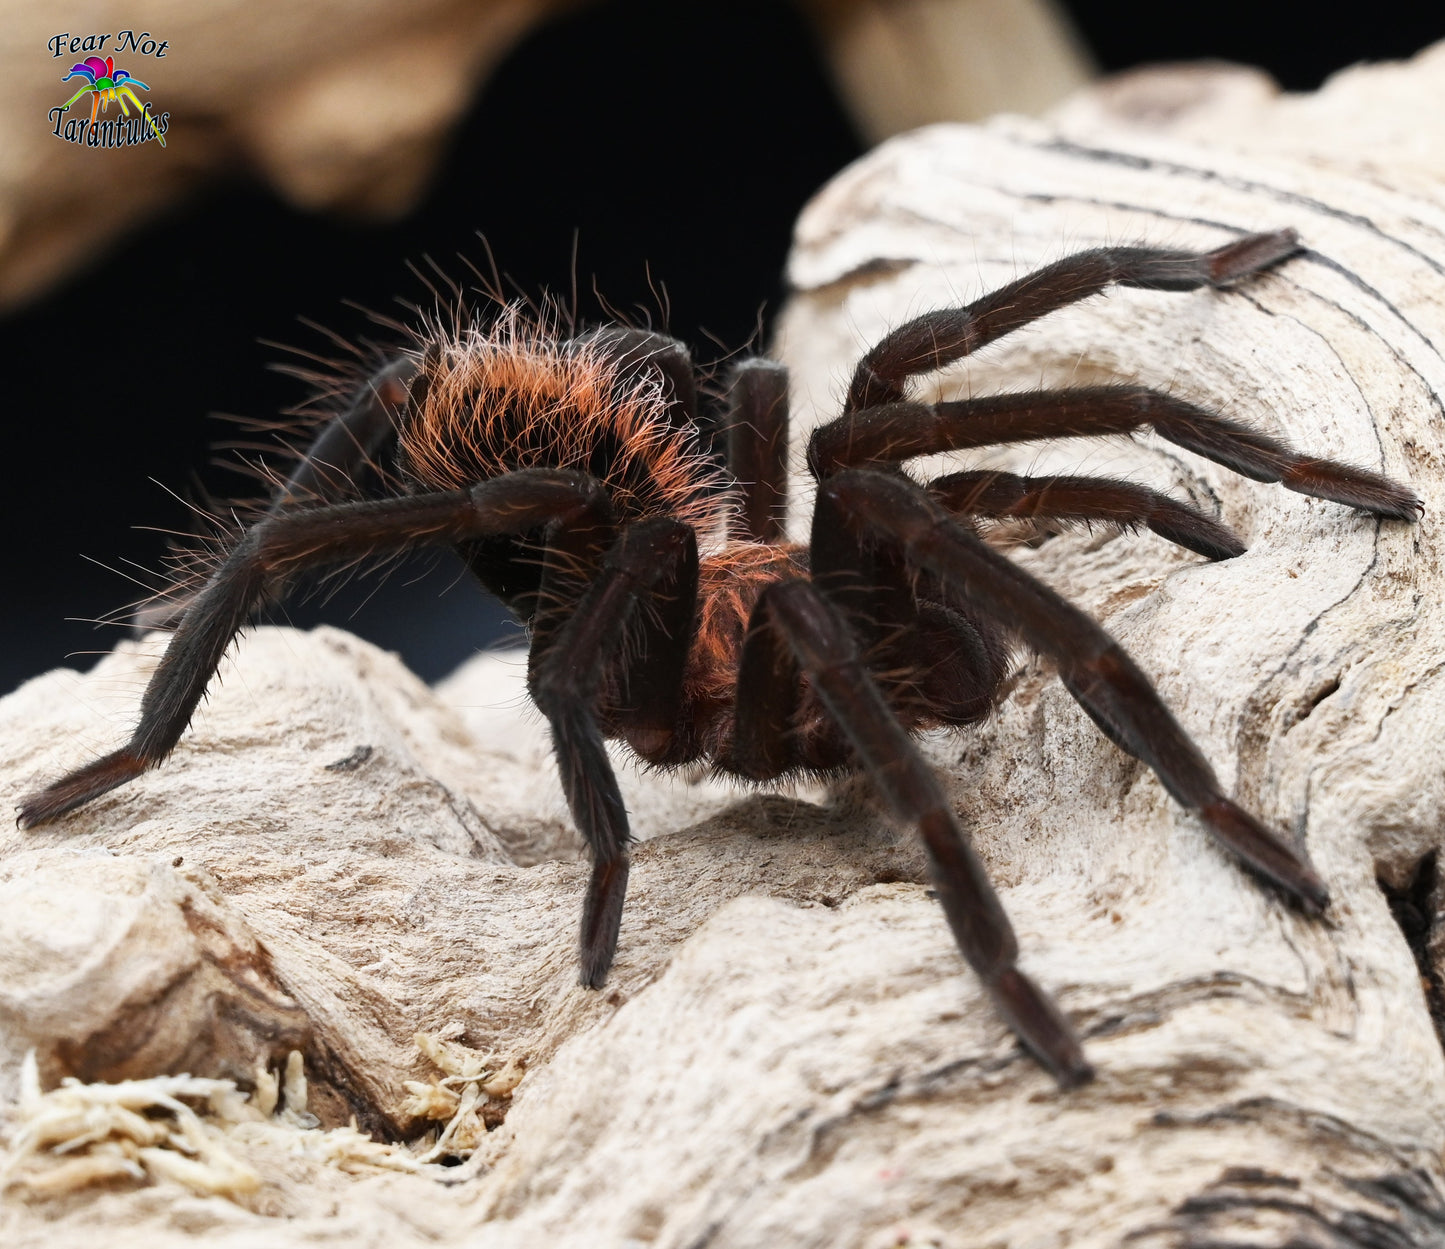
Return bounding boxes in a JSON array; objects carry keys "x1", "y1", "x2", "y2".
[{"x1": 18, "y1": 229, "x2": 1421, "y2": 1089}]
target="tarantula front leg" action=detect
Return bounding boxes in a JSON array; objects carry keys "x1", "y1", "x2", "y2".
[
  {"x1": 811, "y1": 385, "x2": 1422, "y2": 520},
  {"x1": 527, "y1": 517, "x2": 699, "y2": 985},
  {"x1": 929, "y1": 469, "x2": 1246, "y2": 561},
  {"x1": 845, "y1": 230, "x2": 1303, "y2": 411},
  {"x1": 822, "y1": 468, "x2": 1331, "y2": 913},
  {"x1": 528, "y1": 498, "x2": 700, "y2": 764},
  {"x1": 18, "y1": 468, "x2": 615, "y2": 828},
  {"x1": 734, "y1": 577, "x2": 1094, "y2": 1088}
]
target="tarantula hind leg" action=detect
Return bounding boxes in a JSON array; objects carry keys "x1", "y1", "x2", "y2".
[
  {"x1": 735, "y1": 577, "x2": 1094, "y2": 1088},
  {"x1": 528, "y1": 516, "x2": 699, "y2": 988},
  {"x1": 822, "y1": 468, "x2": 1330, "y2": 914}
]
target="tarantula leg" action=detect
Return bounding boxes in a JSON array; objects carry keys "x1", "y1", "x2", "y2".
[
  {"x1": 726, "y1": 359, "x2": 790, "y2": 543},
  {"x1": 133, "y1": 355, "x2": 420, "y2": 633},
  {"x1": 809, "y1": 468, "x2": 915, "y2": 654},
  {"x1": 528, "y1": 517, "x2": 699, "y2": 987},
  {"x1": 612, "y1": 534, "x2": 699, "y2": 759},
  {"x1": 526, "y1": 496, "x2": 619, "y2": 671},
  {"x1": 741, "y1": 578, "x2": 1094, "y2": 1088},
  {"x1": 268, "y1": 355, "x2": 418, "y2": 514},
  {"x1": 731, "y1": 600, "x2": 803, "y2": 780},
  {"x1": 569, "y1": 327, "x2": 699, "y2": 429},
  {"x1": 810, "y1": 484, "x2": 1009, "y2": 725},
  {"x1": 810, "y1": 386, "x2": 1422, "y2": 520},
  {"x1": 520, "y1": 331, "x2": 702, "y2": 664},
  {"x1": 17, "y1": 469, "x2": 614, "y2": 829},
  {"x1": 929, "y1": 469, "x2": 1246, "y2": 561},
  {"x1": 845, "y1": 230, "x2": 1301, "y2": 411},
  {"x1": 821, "y1": 467, "x2": 1331, "y2": 914}
]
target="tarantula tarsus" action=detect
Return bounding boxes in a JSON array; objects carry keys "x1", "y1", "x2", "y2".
[{"x1": 19, "y1": 229, "x2": 1421, "y2": 1088}]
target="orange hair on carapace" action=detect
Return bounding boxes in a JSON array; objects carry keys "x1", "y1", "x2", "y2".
[{"x1": 398, "y1": 305, "x2": 729, "y2": 537}]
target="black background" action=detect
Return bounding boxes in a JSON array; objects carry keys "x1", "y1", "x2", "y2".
[{"x1": 5, "y1": 1, "x2": 1440, "y2": 694}]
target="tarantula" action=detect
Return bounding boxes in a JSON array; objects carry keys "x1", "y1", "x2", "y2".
[{"x1": 18, "y1": 229, "x2": 1421, "y2": 1088}]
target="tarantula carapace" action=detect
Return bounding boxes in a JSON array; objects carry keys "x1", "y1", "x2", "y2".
[{"x1": 19, "y1": 229, "x2": 1421, "y2": 1088}]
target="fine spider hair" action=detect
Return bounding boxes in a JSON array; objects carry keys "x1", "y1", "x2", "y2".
[{"x1": 18, "y1": 229, "x2": 1423, "y2": 1088}]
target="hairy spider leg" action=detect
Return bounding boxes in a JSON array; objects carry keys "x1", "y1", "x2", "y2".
[
  {"x1": 609, "y1": 529, "x2": 700, "y2": 762},
  {"x1": 823, "y1": 468, "x2": 1331, "y2": 914},
  {"x1": 810, "y1": 482, "x2": 1010, "y2": 729},
  {"x1": 512, "y1": 470, "x2": 698, "y2": 763},
  {"x1": 726, "y1": 359, "x2": 791, "y2": 543},
  {"x1": 734, "y1": 577, "x2": 1094, "y2": 1088},
  {"x1": 528, "y1": 517, "x2": 699, "y2": 985},
  {"x1": 132, "y1": 355, "x2": 422, "y2": 634},
  {"x1": 570, "y1": 327, "x2": 700, "y2": 434},
  {"x1": 266, "y1": 354, "x2": 419, "y2": 515},
  {"x1": 929, "y1": 470, "x2": 1247, "y2": 562},
  {"x1": 810, "y1": 387, "x2": 1422, "y2": 520},
  {"x1": 17, "y1": 468, "x2": 619, "y2": 828},
  {"x1": 518, "y1": 487, "x2": 619, "y2": 671},
  {"x1": 731, "y1": 600, "x2": 805, "y2": 781},
  {"x1": 844, "y1": 230, "x2": 1304, "y2": 412}
]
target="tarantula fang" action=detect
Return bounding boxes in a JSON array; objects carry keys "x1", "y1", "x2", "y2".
[{"x1": 18, "y1": 228, "x2": 1421, "y2": 1088}]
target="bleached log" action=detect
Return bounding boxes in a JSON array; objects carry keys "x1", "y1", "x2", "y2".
[
  {"x1": 798, "y1": 0, "x2": 1093, "y2": 141},
  {"x1": 4, "y1": 47, "x2": 1445, "y2": 1248}
]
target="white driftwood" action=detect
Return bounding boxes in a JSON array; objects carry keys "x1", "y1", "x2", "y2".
[
  {"x1": 4, "y1": 47, "x2": 1445, "y2": 1249},
  {"x1": 799, "y1": 0, "x2": 1093, "y2": 141}
]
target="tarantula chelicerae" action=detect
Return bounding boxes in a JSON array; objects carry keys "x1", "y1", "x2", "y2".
[{"x1": 19, "y1": 229, "x2": 1421, "y2": 1087}]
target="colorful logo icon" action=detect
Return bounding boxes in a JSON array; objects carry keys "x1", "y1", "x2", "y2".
[{"x1": 59, "y1": 55, "x2": 165, "y2": 146}]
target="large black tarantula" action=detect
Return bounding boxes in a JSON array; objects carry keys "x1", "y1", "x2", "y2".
[{"x1": 19, "y1": 229, "x2": 1421, "y2": 1087}]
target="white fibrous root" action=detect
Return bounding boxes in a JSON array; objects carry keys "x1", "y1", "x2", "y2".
[
  {"x1": 401, "y1": 1031, "x2": 526, "y2": 1164},
  {"x1": 0, "y1": 1049, "x2": 436, "y2": 1200},
  {"x1": 1, "y1": 1038, "x2": 526, "y2": 1200},
  {"x1": 0, "y1": 1050, "x2": 265, "y2": 1198}
]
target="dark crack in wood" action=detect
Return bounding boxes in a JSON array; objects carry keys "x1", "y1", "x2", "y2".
[{"x1": 1377, "y1": 849, "x2": 1445, "y2": 1054}]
